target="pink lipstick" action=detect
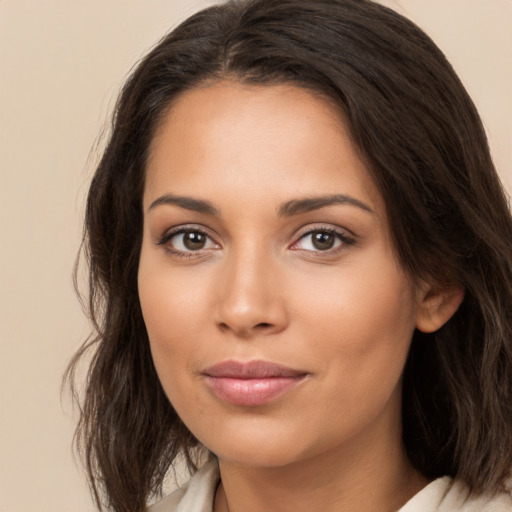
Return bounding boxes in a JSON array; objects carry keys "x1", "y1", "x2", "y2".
[{"x1": 202, "y1": 360, "x2": 308, "y2": 406}]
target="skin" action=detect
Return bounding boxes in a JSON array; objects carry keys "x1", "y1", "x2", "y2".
[{"x1": 138, "y1": 82, "x2": 462, "y2": 512}]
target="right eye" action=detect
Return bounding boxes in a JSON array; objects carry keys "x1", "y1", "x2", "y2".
[{"x1": 158, "y1": 228, "x2": 220, "y2": 254}]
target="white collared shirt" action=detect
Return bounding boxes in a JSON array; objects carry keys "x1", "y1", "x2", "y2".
[{"x1": 149, "y1": 461, "x2": 512, "y2": 512}]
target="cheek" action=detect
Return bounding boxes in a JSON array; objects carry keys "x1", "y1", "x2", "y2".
[
  {"x1": 298, "y1": 257, "x2": 417, "y2": 342},
  {"x1": 139, "y1": 285, "x2": 207, "y2": 423},
  {"x1": 296, "y1": 258, "x2": 417, "y2": 393},
  {"x1": 138, "y1": 254, "x2": 208, "y2": 395},
  {"x1": 139, "y1": 267, "x2": 223, "y2": 435},
  {"x1": 139, "y1": 246, "x2": 210, "y2": 340}
]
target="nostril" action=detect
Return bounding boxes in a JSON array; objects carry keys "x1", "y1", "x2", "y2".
[
  {"x1": 256, "y1": 322, "x2": 273, "y2": 329},
  {"x1": 217, "y1": 321, "x2": 274, "y2": 335}
]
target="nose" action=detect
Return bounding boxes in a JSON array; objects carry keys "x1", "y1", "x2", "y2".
[{"x1": 214, "y1": 246, "x2": 288, "y2": 338}]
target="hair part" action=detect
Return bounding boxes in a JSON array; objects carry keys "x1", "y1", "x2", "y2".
[{"x1": 66, "y1": 1, "x2": 512, "y2": 510}]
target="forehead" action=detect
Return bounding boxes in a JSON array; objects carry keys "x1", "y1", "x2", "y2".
[{"x1": 145, "y1": 81, "x2": 384, "y2": 217}]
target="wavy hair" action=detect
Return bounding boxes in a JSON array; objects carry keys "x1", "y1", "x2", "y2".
[{"x1": 66, "y1": 1, "x2": 512, "y2": 511}]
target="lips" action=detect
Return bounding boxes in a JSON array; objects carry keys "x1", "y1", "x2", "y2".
[{"x1": 202, "y1": 360, "x2": 308, "y2": 406}]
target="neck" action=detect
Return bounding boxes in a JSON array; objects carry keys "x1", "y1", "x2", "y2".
[
  {"x1": 213, "y1": 412, "x2": 428, "y2": 512},
  {"x1": 215, "y1": 449, "x2": 426, "y2": 512}
]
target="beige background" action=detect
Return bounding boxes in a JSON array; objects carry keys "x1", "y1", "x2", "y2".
[{"x1": 0, "y1": 1, "x2": 510, "y2": 511}]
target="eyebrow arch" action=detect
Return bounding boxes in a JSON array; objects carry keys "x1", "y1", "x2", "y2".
[
  {"x1": 278, "y1": 194, "x2": 374, "y2": 217},
  {"x1": 148, "y1": 194, "x2": 220, "y2": 216}
]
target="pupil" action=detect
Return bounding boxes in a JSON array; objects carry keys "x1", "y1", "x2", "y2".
[
  {"x1": 184, "y1": 232, "x2": 206, "y2": 250},
  {"x1": 312, "y1": 231, "x2": 334, "y2": 250}
]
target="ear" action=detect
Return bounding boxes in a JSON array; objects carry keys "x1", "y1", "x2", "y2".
[{"x1": 415, "y1": 283, "x2": 465, "y2": 333}]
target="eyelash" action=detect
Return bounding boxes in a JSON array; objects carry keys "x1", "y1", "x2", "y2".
[
  {"x1": 156, "y1": 224, "x2": 355, "y2": 258},
  {"x1": 157, "y1": 225, "x2": 217, "y2": 259},
  {"x1": 291, "y1": 225, "x2": 355, "y2": 255}
]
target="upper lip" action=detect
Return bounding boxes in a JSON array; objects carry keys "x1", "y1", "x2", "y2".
[{"x1": 202, "y1": 360, "x2": 308, "y2": 379}]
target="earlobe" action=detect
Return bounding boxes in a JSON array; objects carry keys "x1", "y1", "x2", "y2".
[{"x1": 415, "y1": 284, "x2": 465, "y2": 333}]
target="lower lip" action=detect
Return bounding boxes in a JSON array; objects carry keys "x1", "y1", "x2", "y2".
[{"x1": 203, "y1": 376, "x2": 306, "y2": 406}]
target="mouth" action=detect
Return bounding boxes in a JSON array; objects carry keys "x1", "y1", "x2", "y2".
[{"x1": 202, "y1": 360, "x2": 308, "y2": 407}]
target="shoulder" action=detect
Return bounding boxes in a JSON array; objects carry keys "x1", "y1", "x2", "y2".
[
  {"x1": 438, "y1": 479, "x2": 512, "y2": 512},
  {"x1": 148, "y1": 460, "x2": 220, "y2": 512},
  {"x1": 399, "y1": 476, "x2": 512, "y2": 512}
]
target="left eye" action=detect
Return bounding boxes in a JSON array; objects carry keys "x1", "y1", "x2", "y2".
[
  {"x1": 165, "y1": 230, "x2": 218, "y2": 252},
  {"x1": 294, "y1": 230, "x2": 345, "y2": 251}
]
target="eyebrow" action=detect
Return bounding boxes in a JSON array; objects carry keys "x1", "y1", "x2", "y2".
[
  {"x1": 148, "y1": 194, "x2": 220, "y2": 216},
  {"x1": 278, "y1": 194, "x2": 373, "y2": 217},
  {"x1": 148, "y1": 193, "x2": 373, "y2": 217}
]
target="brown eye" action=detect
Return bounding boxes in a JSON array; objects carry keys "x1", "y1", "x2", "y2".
[
  {"x1": 183, "y1": 231, "x2": 207, "y2": 250},
  {"x1": 161, "y1": 229, "x2": 219, "y2": 253},
  {"x1": 311, "y1": 231, "x2": 336, "y2": 250},
  {"x1": 292, "y1": 228, "x2": 352, "y2": 253}
]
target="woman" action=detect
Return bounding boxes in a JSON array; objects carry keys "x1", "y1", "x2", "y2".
[{"x1": 67, "y1": 0, "x2": 512, "y2": 511}]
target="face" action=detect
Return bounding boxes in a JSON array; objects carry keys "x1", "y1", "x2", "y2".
[{"x1": 138, "y1": 82, "x2": 424, "y2": 469}]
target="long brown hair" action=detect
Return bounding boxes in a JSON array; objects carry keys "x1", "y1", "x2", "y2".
[{"x1": 66, "y1": 1, "x2": 512, "y2": 510}]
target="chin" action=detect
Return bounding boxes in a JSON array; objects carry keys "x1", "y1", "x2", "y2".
[
  {"x1": 190, "y1": 415, "x2": 326, "y2": 470},
  {"x1": 212, "y1": 443, "x2": 306, "y2": 469}
]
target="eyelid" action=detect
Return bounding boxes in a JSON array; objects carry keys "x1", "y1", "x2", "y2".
[
  {"x1": 156, "y1": 224, "x2": 221, "y2": 252},
  {"x1": 289, "y1": 224, "x2": 355, "y2": 252},
  {"x1": 155, "y1": 222, "x2": 354, "y2": 256}
]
